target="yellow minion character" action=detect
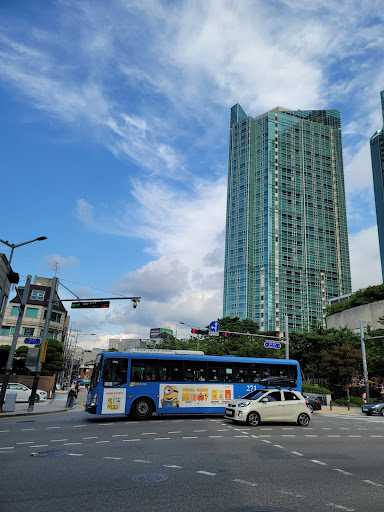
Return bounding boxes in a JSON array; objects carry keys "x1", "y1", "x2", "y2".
[{"x1": 161, "y1": 385, "x2": 180, "y2": 407}]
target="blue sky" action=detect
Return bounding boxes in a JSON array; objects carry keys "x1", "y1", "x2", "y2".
[{"x1": 1, "y1": 0, "x2": 383, "y2": 349}]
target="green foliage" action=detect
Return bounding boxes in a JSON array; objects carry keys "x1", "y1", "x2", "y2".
[
  {"x1": 108, "y1": 348, "x2": 118, "y2": 352},
  {"x1": 327, "y1": 283, "x2": 384, "y2": 316},
  {"x1": 333, "y1": 397, "x2": 362, "y2": 407},
  {"x1": 213, "y1": 316, "x2": 260, "y2": 335},
  {"x1": 0, "y1": 345, "x2": 10, "y2": 370},
  {"x1": 41, "y1": 339, "x2": 64, "y2": 376},
  {"x1": 321, "y1": 344, "x2": 362, "y2": 388},
  {"x1": 302, "y1": 384, "x2": 332, "y2": 395}
]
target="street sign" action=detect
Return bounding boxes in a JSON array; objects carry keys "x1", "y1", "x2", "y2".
[
  {"x1": 210, "y1": 321, "x2": 220, "y2": 332},
  {"x1": 264, "y1": 341, "x2": 281, "y2": 349},
  {"x1": 40, "y1": 340, "x2": 49, "y2": 362},
  {"x1": 71, "y1": 301, "x2": 110, "y2": 309},
  {"x1": 24, "y1": 337, "x2": 41, "y2": 345}
]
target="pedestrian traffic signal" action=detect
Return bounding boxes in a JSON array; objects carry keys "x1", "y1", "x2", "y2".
[
  {"x1": 191, "y1": 328, "x2": 209, "y2": 335},
  {"x1": 219, "y1": 331, "x2": 240, "y2": 338}
]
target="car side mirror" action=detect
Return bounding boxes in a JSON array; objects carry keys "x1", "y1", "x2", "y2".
[{"x1": 261, "y1": 397, "x2": 269, "y2": 403}]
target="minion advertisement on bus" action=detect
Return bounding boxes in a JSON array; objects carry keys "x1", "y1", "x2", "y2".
[
  {"x1": 159, "y1": 384, "x2": 233, "y2": 408},
  {"x1": 102, "y1": 388, "x2": 126, "y2": 414}
]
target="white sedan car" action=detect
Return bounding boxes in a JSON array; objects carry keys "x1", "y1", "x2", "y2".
[
  {"x1": 225, "y1": 388, "x2": 310, "y2": 427},
  {"x1": 3, "y1": 383, "x2": 47, "y2": 402}
]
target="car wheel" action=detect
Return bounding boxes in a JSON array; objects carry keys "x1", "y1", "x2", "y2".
[
  {"x1": 131, "y1": 398, "x2": 154, "y2": 421},
  {"x1": 297, "y1": 413, "x2": 310, "y2": 427},
  {"x1": 380, "y1": 409, "x2": 384, "y2": 417},
  {"x1": 307, "y1": 404, "x2": 314, "y2": 413},
  {"x1": 34, "y1": 395, "x2": 40, "y2": 402},
  {"x1": 247, "y1": 411, "x2": 260, "y2": 427}
]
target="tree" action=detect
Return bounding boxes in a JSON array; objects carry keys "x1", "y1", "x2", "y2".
[
  {"x1": 321, "y1": 344, "x2": 362, "y2": 401},
  {"x1": 0, "y1": 345, "x2": 10, "y2": 371},
  {"x1": 41, "y1": 339, "x2": 64, "y2": 376},
  {"x1": 13, "y1": 346, "x2": 29, "y2": 374}
]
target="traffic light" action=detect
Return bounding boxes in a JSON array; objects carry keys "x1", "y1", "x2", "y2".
[
  {"x1": 219, "y1": 331, "x2": 240, "y2": 338},
  {"x1": 191, "y1": 328, "x2": 209, "y2": 335}
]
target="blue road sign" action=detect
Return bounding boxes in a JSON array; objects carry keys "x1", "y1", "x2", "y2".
[
  {"x1": 264, "y1": 341, "x2": 281, "y2": 349},
  {"x1": 24, "y1": 338, "x2": 41, "y2": 345},
  {"x1": 210, "y1": 321, "x2": 220, "y2": 332}
]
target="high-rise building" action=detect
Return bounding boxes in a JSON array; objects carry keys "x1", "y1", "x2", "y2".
[
  {"x1": 223, "y1": 104, "x2": 352, "y2": 332},
  {"x1": 370, "y1": 90, "x2": 384, "y2": 283}
]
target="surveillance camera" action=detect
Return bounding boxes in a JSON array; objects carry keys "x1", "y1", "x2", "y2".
[{"x1": 132, "y1": 298, "x2": 140, "y2": 309}]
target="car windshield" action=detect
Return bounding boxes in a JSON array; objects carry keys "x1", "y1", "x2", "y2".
[{"x1": 242, "y1": 390, "x2": 268, "y2": 400}]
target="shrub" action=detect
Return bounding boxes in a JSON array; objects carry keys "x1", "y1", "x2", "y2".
[{"x1": 302, "y1": 384, "x2": 332, "y2": 395}]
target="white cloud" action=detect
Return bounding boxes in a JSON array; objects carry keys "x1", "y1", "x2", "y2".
[
  {"x1": 76, "y1": 199, "x2": 94, "y2": 226},
  {"x1": 45, "y1": 254, "x2": 79, "y2": 269},
  {"x1": 349, "y1": 226, "x2": 382, "y2": 290}
]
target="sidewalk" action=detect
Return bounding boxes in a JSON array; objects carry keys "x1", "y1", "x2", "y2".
[
  {"x1": 0, "y1": 390, "x2": 87, "y2": 418},
  {"x1": 317, "y1": 404, "x2": 360, "y2": 414}
]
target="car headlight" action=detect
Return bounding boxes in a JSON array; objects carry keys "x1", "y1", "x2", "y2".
[{"x1": 237, "y1": 401, "x2": 251, "y2": 407}]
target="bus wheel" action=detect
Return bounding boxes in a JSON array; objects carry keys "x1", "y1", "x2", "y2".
[{"x1": 131, "y1": 398, "x2": 153, "y2": 420}]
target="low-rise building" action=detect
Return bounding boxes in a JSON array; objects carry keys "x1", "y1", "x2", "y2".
[
  {"x1": 108, "y1": 338, "x2": 155, "y2": 351},
  {"x1": 0, "y1": 276, "x2": 70, "y2": 348}
]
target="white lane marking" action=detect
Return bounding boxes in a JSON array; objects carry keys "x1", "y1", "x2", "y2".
[
  {"x1": 134, "y1": 459, "x2": 152, "y2": 463},
  {"x1": 217, "y1": 429, "x2": 229, "y2": 431},
  {"x1": 67, "y1": 453, "x2": 84, "y2": 456},
  {"x1": 154, "y1": 438, "x2": 171, "y2": 440},
  {"x1": 234, "y1": 435, "x2": 248, "y2": 438},
  {"x1": 233, "y1": 479, "x2": 257, "y2": 487},
  {"x1": 363, "y1": 480, "x2": 383, "y2": 487},
  {"x1": 32, "y1": 445, "x2": 48, "y2": 448},
  {"x1": 348, "y1": 435, "x2": 361, "y2": 438},
  {"x1": 73, "y1": 425, "x2": 87, "y2": 428},
  {"x1": 163, "y1": 464, "x2": 182, "y2": 468},
  {"x1": 98, "y1": 423, "x2": 113, "y2": 425},
  {"x1": 291, "y1": 451, "x2": 304, "y2": 456},
  {"x1": 282, "y1": 427, "x2": 294, "y2": 430},
  {"x1": 260, "y1": 428, "x2": 273, "y2": 430},
  {"x1": 123, "y1": 439, "x2": 140, "y2": 442},
  {"x1": 250, "y1": 435, "x2": 259, "y2": 439},
  {"x1": 282, "y1": 435, "x2": 296, "y2": 437},
  {"x1": 182, "y1": 436, "x2": 198, "y2": 439},
  {"x1": 241, "y1": 431, "x2": 250, "y2": 435},
  {"x1": 83, "y1": 437, "x2": 98, "y2": 439},
  {"x1": 311, "y1": 459, "x2": 327, "y2": 465},
  {"x1": 197, "y1": 471, "x2": 216, "y2": 476},
  {"x1": 95, "y1": 441, "x2": 110, "y2": 444},
  {"x1": 209, "y1": 436, "x2": 223, "y2": 438},
  {"x1": 274, "y1": 445, "x2": 285, "y2": 449},
  {"x1": 64, "y1": 443, "x2": 82, "y2": 446},
  {"x1": 112, "y1": 434, "x2": 128, "y2": 437},
  {"x1": 21, "y1": 429, "x2": 35, "y2": 431},
  {"x1": 0, "y1": 447, "x2": 14, "y2": 450},
  {"x1": 16, "y1": 442, "x2": 34, "y2": 445},
  {"x1": 326, "y1": 503, "x2": 354, "y2": 511},
  {"x1": 334, "y1": 469, "x2": 353, "y2": 476},
  {"x1": 51, "y1": 439, "x2": 68, "y2": 442},
  {"x1": 262, "y1": 440, "x2": 271, "y2": 444},
  {"x1": 193, "y1": 430, "x2": 206, "y2": 432},
  {"x1": 141, "y1": 432, "x2": 157, "y2": 435},
  {"x1": 0, "y1": 430, "x2": 10, "y2": 433},
  {"x1": 168, "y1": 431, "x2": 182, "y2": 434},
  {"x1": 103, "y1": 457, "x2": 122, "y2": 460},
  {"x1": 370, "y1": 435, "x2": 383, "y2": 437},
  {"x1": 47, "y1": 426, "x2": 61, "y2": 429},
  {"x1": 280, "y1": 490, "x2": 305, "y2": 498},
  {"x1": 328, "y1": 435, "x2": 341, "y2": 438},
  {"x1": 305, "y1": 435, "x2": 318, "y2": 437},
  {"x1": 125, "y1": 421, "x2": 138, "y2": 424}
]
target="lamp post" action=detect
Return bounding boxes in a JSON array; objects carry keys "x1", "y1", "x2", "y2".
[
  {"x1": 0, "y1": 236, "x2": 47, "y2": 327},
  {"x1": 180, "y1": 321, "x2": 200, "y2": 350}
]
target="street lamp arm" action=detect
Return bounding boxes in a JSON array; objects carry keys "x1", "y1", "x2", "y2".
[{"x1": 11, "y1": 237, "x2": 47, "y2": 249}]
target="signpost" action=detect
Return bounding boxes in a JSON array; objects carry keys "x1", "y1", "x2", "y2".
[
  {"x1": 71, "y1": 301, "x2": 110, "y2": 309},
  {"x1": 24, "y1": 338, "x2": 41, "y2": 345},
  {"x1": 209, "y1": 321, "x2": 220, "y2": 333},
  {"x1": 264, "y1": 341, "x2": 281, "y2": 349}
]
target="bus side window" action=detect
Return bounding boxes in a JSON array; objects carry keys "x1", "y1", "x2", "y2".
[{"x1": 103, "y1": 358, "x2": 128, "y2": 387}]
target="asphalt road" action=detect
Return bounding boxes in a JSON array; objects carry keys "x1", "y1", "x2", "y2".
[{"x1": 1, "y1": 409, "x2": 384, "y2": 512}]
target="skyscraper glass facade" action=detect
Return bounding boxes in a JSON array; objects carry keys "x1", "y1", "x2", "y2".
[
  {"x1": 223, "y1": 104, "x2": 352, "y2": 332},
  {"x1": 370, "y1": 90, "x2": 384, "y2": 283}
]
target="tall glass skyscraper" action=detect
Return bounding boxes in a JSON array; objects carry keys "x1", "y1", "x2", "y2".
[
  {"x1": 223, "y1": 104, "x2": 352, "y2": 332},
  {"x1": 370, "y1": 90, "x2": 384, "y2": 283}
]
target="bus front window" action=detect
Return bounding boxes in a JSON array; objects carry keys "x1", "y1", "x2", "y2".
[
  {"x1": 103, "y1": 358, "x2": 128, "y2": 387},
  {"x1": 90, "y1": 354, "x2": 102, "y2": 390}
]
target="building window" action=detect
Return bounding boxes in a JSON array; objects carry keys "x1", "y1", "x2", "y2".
[
  {"x1": 30, "y1": 290, "x2": 45, "y2": 301},
  {"x1": 22, "y1": 327, "x2": 34, "y2": 336},
  {"x1": 26, "y1": 308, "x2": 39, "y2": 318},
  {"x1": 43, "y1": 311, "x2": 62, "y2": 323},
  {"x1": 1, "y1": 326, "x2": 16, "y2": 336},
  {"x1": 11, "y1": 306, "x2": 19, "y2": 316}
]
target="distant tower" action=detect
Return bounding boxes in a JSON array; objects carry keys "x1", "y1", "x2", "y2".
[
  {"x1": 223, "y1": 104, "x2": 352, "y2": 332},
  {"x1": 370, "y1": 90, "x2": 384, "y2": 283}
]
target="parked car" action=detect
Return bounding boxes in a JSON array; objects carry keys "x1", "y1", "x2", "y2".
[
  {"x1": 225, "y1": 388, "x2": 310, "y2": 427},
  {"x1": 303, "y1": 394, "x2": 322, "y2": 413},
  {"x1": 0, "y1": 383, "x2": 47, "y2": 402},
  {"x1": 361, "y1": 397, "x2": 384, "y2": 416}
]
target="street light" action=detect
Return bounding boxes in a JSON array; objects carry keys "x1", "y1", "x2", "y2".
[{"x1": 180, "y1": 321, "x2": 201, "y2": 351}]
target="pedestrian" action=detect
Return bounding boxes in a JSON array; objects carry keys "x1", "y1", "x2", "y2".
[{"x1": 65, "y1": 380, "x2": 78, "y2": 409}]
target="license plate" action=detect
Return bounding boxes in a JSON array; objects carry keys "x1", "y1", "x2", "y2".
[{"x1": 225, "y1": 408, "x2": 234, "y2": 417}]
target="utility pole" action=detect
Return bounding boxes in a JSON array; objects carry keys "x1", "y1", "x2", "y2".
[
  {"x1": 360, "y1": 320, "x2": 370, "y2": 404},
  {"x1": 284, "y1": 315, "x2": 290, "y2": 360},
  {"x1": 0, "y1": 275, "x2": 32, "y2": 411},
  {"x1": 28, "y1": 277, "x2": 58, "y2": 412}
]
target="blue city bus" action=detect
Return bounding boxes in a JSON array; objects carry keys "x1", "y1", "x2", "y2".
[{"x1": 85, "y1": 350, "x2": 302, "y2": 420}]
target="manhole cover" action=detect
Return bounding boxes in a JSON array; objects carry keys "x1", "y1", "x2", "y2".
[
  {"x1": 31, "y1": 450, "x2": 69, "y2": 458},
  {"x1": 132, "y1": 473, "x2": 168, "y2": 484}
]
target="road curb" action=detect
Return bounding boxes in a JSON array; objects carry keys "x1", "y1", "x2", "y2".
[{"x1": 0, "y1": 407, "x2": 85, "y2": 419}]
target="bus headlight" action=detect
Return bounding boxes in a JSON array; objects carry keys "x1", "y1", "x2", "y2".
[
  {"x1": 237, "y1": 401, "x2": 251, "y2": 407},
  {"x1": 90, "y1": 393, "x2": 98, "y2": 406}
]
